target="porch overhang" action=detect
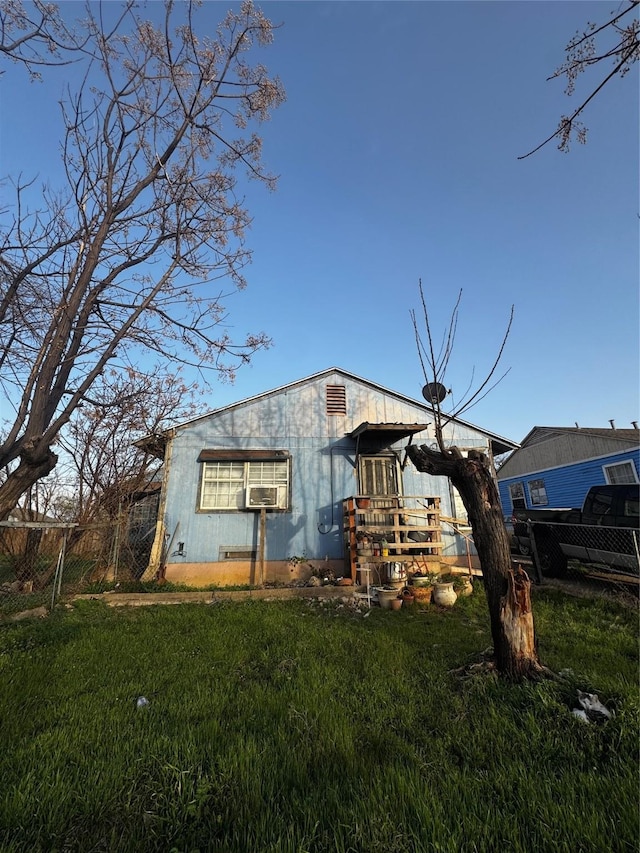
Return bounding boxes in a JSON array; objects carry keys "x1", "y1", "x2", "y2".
[{"x1": 347, "y1": 422, "x2": 429, "y2": 456}]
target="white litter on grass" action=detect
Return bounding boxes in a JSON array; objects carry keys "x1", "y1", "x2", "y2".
[
  {"x1": 577, "y1": 690, "x2": 613, "y2": 722},
  {"x1": 136, "y1": 696, "x2": 150, "y2": 709},
  {"x1": 572, "y1": 691, "x2": 613, "y2": 724}
]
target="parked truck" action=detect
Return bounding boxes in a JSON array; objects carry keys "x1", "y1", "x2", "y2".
[{"x1": 512, "y1": 484, "x2": 640, "y2": 577}]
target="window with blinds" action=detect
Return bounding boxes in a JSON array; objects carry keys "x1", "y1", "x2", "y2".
[
  {"x1": 603, "y1": 460, "x2": 638, "y2": 485},
  {"x1": 199, "y1": 458, "x2": 290, "y2": 510}
]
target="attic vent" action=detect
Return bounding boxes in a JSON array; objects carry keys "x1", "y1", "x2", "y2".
[{"x1": 326, "y1": 384, "x2": 347, "y2": 416}]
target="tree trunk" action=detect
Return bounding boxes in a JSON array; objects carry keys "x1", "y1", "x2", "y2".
[
  {"x1": 0, "y1": 439, "x2": 58, "y2": 521},
  {"x1": 14, "y1": 528, "x2": 44, "y2": 583},
  {"x1": 406, "y1": 443, "x2": 544, "y2": 680}
]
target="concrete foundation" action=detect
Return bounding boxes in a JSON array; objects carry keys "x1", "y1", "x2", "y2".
[{"x1": 162, "y1": 559, "x2": 346, "y2": 588}]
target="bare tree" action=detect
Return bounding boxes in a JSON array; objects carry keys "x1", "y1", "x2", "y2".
[
  {"x1": 0, "y1": 0, "x2": 285, "y2": 520},
  {"x1": 406, "y1": 282, "x2": 547, "y2": 680},
  {"x1": 59, "y1": 368, "x2": 200, "y2": 527},
  {"x1": 520, "y1": 0, "x2": 639, "y2": 158},
  {"x1": 3, "y1": 367, "x2": 201, "y2": 580},
  {"x1": 0, "y1": 0, "x2": 82, "y2": 77}
]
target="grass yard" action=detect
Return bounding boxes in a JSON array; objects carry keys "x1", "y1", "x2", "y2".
[{"x1": 0, "y1": 588, "x2": 637, "y2": 852}]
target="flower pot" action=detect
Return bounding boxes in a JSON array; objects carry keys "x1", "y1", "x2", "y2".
[
  {"x1": 389, "y1": 597, "x2": 403, "y2": 611},
  {"x1": 376, "y1": 587, "x2": 399, "y2": 610},
  {"x1": 433, "y1": 582, "x2": 457, "y2": 607},
  {"x1": 412, "y1": 586, "x2": 432, "y2": 605},
  {"x1": 457, "y1": 577, "x2": 473, "y2": 597},
  {"x1": 356, "y1": 497, "x2": 370, "y2": 509},
  {"x1": 401, "y1": 589, "x2": 415, "y2": 607},
  {"x1": 411, "y1": 575, "x2": 435, "y2": 588}
]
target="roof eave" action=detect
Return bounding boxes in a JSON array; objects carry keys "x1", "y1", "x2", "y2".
[{"x1": 134, "y1": 367, "x2": 519, "y2": 452}]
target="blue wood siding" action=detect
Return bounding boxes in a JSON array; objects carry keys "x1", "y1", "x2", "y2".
[
  {"x1": 499, "y1": 448, "x2": 640, "y2": 513},
  {"x1": 163, "y1": 372, "x2": 493, "y2": 565}
]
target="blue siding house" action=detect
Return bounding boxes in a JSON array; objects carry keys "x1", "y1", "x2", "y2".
[
  {"x1": 141, "y1": 368, "x2": 517, "y2": 587},
  {"x1": 498, "y1": 426, "x2": 640, "y2": 514}
]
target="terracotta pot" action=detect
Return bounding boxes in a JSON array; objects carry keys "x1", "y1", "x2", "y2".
[
  {"x1": 389, "y1": 597, "x2": 403, "y2": 611},
  {"x1": 433, "y1": 582, "x2": 457, "y2": 607},
  {"x1": 401, "y1": 592, "x2": 415, "y2": 607},
  {"x1": 412, "y1": 586, "x2": 432, "y2": 604},
  {"x1": 356, "y1": 498, "x2": 370, "y2": 509},
  {"x1": 337, "y1": 577, "x2": 353, "y2": 586}
]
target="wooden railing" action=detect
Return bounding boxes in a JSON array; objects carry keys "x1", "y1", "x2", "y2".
[{"x1": 343, "y1": 495, "x2": 443, "y2": 581}]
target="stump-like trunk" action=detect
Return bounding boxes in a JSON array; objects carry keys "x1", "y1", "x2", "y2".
[
  {"x1": 407, "y1": 443, "x2": 543, "y2": 679},
  {"x1": 499, "y1": 565, "x2": 537, "y2": 677}
]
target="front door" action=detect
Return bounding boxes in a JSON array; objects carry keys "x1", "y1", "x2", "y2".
[
  {"x1": 358, "y1": 455, "x2": 402, "y2": 557},
  {"x1": 358, "y1": 454, "x2": 401, "y2": 497}
]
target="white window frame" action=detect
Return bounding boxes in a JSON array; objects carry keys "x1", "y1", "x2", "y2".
[
  {"x1": 602, "y1": 460, "x2": 639, "y2": 485},
  {"x1": 508, "y1": 482, "x2": 525, "y2": 510},
  {"x1": 527, "y1": 478, "x2": 548, "y2": 506},
  {"x1": 199, "y1": 459, "x2": 290, "y2": 511}
]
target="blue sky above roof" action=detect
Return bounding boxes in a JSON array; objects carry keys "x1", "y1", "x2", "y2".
[{"x1": 1, "y1": 1, "x2": 637, "y2": 444}]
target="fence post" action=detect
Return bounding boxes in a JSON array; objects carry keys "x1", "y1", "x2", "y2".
[
  {"x1": 527, "y1": 522, "x2": 544, "y2": 584},
  {"x1": 50, "y1": 528, "x2": 69, "y2": 609}
]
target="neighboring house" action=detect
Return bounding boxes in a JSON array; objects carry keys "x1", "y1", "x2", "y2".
[
  {"x1": 498, "y1": 426, "x2": 640, "y2": 514},
  {"x1": 139, "y1": 368, "x2": 517, "y2": 587}
]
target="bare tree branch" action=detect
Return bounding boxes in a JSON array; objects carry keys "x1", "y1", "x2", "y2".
[
  {"x1": 408, "y1": 281, "x2": 546, "y2": 680},
  {"x1": 0, "y1": 0, "x2": 285, "y2": 518},
  {"x1": 519, "y1": 0, "x2": 639, "y2": 158},
  {"x1": 0, "y1": 0, "x2": 88, "y2": 77}
]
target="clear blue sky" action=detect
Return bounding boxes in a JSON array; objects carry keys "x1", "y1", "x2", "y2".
[{"x1": 2, "y1": 1, "x2": 638, "y2": 444}]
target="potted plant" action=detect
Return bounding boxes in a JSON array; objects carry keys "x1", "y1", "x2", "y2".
[
  {"x1": 432, "y1": 573, "x2": 458, "y2": 607},
  {"x1": 410, "y1": 572, "x2": 437, "y2": 588},
  {"x1": 439, "y1": 572, "x2": 473, "y2": 596},
  {"x1": 400, "y1": 587, "x2": 415, "y2": 607},
  {"x1": 375, "y1": 586, "x2": 401, "y2": 610},
  {"x1": 455, "y1": 574, "x2": 474, "y2": 597},
  {"x1": 409, "y1": 572, "x2": 436, "y2": 604}
]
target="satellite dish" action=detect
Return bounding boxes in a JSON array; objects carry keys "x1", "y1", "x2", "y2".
[{"x1": 422, "y1": 382, "x2": 448, "y2": 405}]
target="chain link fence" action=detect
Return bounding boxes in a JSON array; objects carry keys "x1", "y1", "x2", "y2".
[
  {"x1": 0, "y1": 515, "x2": 155, "y2": 619},
  {"x1": 3, "y1": 514, "x2": 638, "y2": 617},
  {"x1": 524, "y1": 520, "x2": 640, "y2": 591}
]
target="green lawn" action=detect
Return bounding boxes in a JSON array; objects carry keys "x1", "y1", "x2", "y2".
[{"x1": 0, "y1": 588, "x2": 637, "y2": 852}]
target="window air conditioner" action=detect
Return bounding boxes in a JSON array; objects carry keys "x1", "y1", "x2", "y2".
[{"x1": 246, "y1": 485, "x2": 279, "y2": 509}]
